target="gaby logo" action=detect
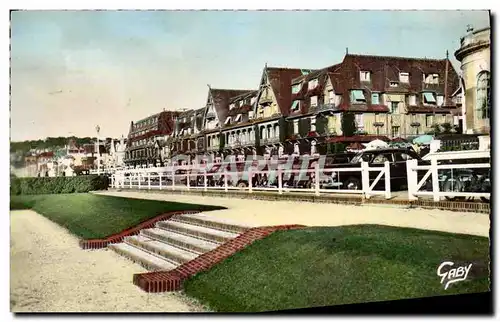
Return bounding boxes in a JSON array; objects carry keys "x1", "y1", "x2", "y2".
[{"x1": 437, "y1": 261, "x2": 473, "y2": 290}]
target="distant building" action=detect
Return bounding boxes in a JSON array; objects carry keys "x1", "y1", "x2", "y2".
[
  {"x1": 454, "y1": 26, "x2": 491, "y2": 134},
  {"x1": 124, "y1": 110, "x2": 178, "y2": 167}
]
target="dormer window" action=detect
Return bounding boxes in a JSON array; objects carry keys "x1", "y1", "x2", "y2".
[
  {"x1": 408, "y1": 94, "x2": 417, "y2": 106},
  {"x1": 310, "y1": 96, "x2": 318, "y2": 107},
  {"x1": 235, "y1": 114, "x2": 242, "y2": 122},
  {"x1": 224, "y1": 116, "x2": 231, "y2": 125},
  {"x1": 390, "y1": 81, "x2": 399, "y2": 87},
  {"x1": 292, "y1": 83, "x2": 302, "y2": 94},
  {"x1": 437, "y1": 95, "x2": 444, "y2": 106},
  {"x1": 249, "y1": 111, "x2": 254, "y2": 119},
  {"x1": 423, "y1": 92, "x2": 437, "y2": 105},
  {"x1": 239, "y1": 100, "x2": 244, "y2": 107},
  {"x1": 360, "y1": 71, "x2": 371, "y2": 82},
  {"x1": 229, "y1": 103, "x2": 235, "y2": 110},
  {"x1": 350, "y1": 90, "x2": 366, "y2": 104},
  {"x1": 399, "y1": 72, "x2": 409, "y2": 83},
  {"x1": 250, "y1": 97, "x2": 257, "y2": 105},
  {"x1": 291, "y1": 100, "x2": 301, "y2": 111},
  {"x1": 308, "y1": 78, "x2": 318, "y2": 90},
  {"x1": 424, "y1": 73, "x2": 439, "y2": 84}
]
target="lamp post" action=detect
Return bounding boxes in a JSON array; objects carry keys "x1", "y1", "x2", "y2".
[{"x1": 96, "y1": 125, "x2": 101, "y2": 175}]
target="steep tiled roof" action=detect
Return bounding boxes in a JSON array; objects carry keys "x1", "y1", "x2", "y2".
[
  {"x1": 266, "y1": 67, "x2": 310, "y2": 117},
  {"x1": 209, "y1": 88, "x2": 254, "y2": 127}
]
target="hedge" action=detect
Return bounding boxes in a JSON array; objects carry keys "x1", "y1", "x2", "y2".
[{"x1": 10, "y1": 175, "x2": 110, "y2": 195}]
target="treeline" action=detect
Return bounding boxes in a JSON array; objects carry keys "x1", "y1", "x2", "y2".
[{"x1": 9, "y1": 136, "x2": 113, "y2": 153}]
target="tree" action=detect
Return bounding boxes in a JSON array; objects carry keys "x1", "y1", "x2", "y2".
[{"x1": 341, "y1": 112, "x2": 356, "y2": 137}]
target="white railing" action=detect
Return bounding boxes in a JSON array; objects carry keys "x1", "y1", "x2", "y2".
[
  {"x1": 406, "y1": 156, "x2": 491, "y2": 202},
  {"x1": 111, "y1": 161, "x2": 392, "y2": 199}
]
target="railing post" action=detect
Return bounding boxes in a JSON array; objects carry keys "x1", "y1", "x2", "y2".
[
  {"x1": 431, "y1": 156, "x2": 440, "y2": 202},
  {"x1": 248, "y1": 169, "x2": 253, "y2": 193},
  {"x1": 406, "y1": 159, "x2": 418, "y2": 201},
  {"x1": 278, "y1": 168, "x2": 283, "y2": 194},
  {"x1": 224, "y1": 169, "x2": 228, "y2": 192},
  {"x1": 129, "y1": 174, "x2": 132, "y2": 189},
  {"x1": 159, "y1": 172, "x2": 162, "y2": 190},
  {"x1": 314, "y1": 163, "x2": 320, "y2": 196},
  {"x1": 172, "y1": 170, "x2": 175, "y2": 190},
  {"x1": 187, "y1": 172, "x2": 190, "y2": 190},
  {"x1": 361, "y1": 161, "x2": 370, "y2": 199},
  {"x1": 384, "y1": 161, "x2": 391, "y2": 199},
  {"x1": 138, "y1": 173, "x2": 141, "y2": 190},
  {"x1": 203, "y1": 170, "x2": 208, "y2": 192},
  {"x1": 148, "y1": 171, "x2": 151, "y2": 190}
]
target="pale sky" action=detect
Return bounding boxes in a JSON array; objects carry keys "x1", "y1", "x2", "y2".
[{"x1": 10, "y1": 10, "x2": 490, "y2": 141}]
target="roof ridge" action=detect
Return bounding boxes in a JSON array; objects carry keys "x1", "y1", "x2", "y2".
[{"x1": 346, "y1": 53, "x2": 447, "y2": 62}]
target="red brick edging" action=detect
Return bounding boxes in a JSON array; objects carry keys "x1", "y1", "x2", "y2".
[
  {"x1": 79, "y1": 210, "x2": 201, "y2": 250},
  {"x1": 133, "y1": 224, "x2": 306, "y2": 293}
]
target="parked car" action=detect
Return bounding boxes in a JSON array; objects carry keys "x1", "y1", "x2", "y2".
[{"x1": 327, "y1": 148, "x2": 423, "y2": 191}]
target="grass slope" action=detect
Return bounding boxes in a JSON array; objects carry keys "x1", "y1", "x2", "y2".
[
  {"x1": 10, "y1": 194, "x2": 225, "y2": 239},
  {"x1": 183, "y1": 225, "x2": 490, "y2": 312}
]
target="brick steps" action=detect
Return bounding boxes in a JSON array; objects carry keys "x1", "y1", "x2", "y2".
[
  {"x1": 141, "y1": 227, "x2": 220, "y2": 254},
  {"x1": 156, "y1": 220, "x2": 240, "y2": 243},
  {"x1": 170, "y1": 213, "x2": 253, "y2": 234},
  {"x1": 125, "y1": 235, "x2": 198, "y2": 265},
  {"x1": 109, "y1": 213, "x2": 249, "y2": 276},
  {"x1": 108, "y1": 242, "x2": 177, "y2": 271}
]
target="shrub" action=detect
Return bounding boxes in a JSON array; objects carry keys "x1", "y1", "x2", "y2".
[{"x1": 10, "y1": 175, "x2": 109, "y2": 195}]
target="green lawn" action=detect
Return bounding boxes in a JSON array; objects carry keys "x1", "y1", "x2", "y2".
[
  {"x1": 10, "y1": 194, "x2": 225, "y2": 239},
  {"x1": 183, "y1": 225, "x2": 490, "y2": 312}
]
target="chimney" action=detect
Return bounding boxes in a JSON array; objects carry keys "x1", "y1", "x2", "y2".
[{"x1": 346, "y1": 47, "x2": 349, "y2": 55}]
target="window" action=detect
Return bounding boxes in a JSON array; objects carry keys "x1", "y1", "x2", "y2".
[
  {"x1": 425, "y1": 114, "x2": 433, "y2": 127},
  {"x1": 360, "y1": 71, "x2": 371, "y2": 82},
  {"x1": 390, "y1": 81, "x2": 399, "y2": 87},
  {"x1": 476, "y1": 71, "x2": 491, "y2": 119},
  {"x1": 373, "y1": 153, "x2": 392, "y2": 164},
  {"x1": 371, "y1": 93, "x2": 380, "y2": 105},
  {"x1": 395, "y1": 153, "x2": 414, "y2": 162},
  {"x1": 355, "y1": 114, "x2": 364, "y2": 130},
  {"x1": 350, "y1": 90, "x2": 366, "y2": 103},
  {"x1": 291, "y1": 100, "x2": 300, "y2": 111},
  {"x1": 335, "y1": 95, "x2": 342, "y2": 106},
  {"x1": 328, "y1": 90, "x2": 335, "y2": 104},
  {"x1": 293, "y1": 120, "x2": 299, "y2": 134},
  {"x1": 408, "y1": 94, "x2": 416, "y2": 106},
  {"x1": 249, "y1": 111, "x2": 254, "y2": 119},
  {"x1": 423, "y1": 92, "x2": 436, "y2": 104},
  {"x1": 391, "y1": 102, "x2": 399, "y2": 114},
  {"x1": 310, "y1": 96, "x2": 318, "y2": 107},
  {"x1": 436, "y1": 95, "x2": 444, "y2": 106},
  {"x1": 229, "y1": 103, "x2": 235, "y2": 110},
  {"x1": 292, "y1": 83, "x2": 302, "y2": 94},
  {"x1": 424, "y1": 73, "x2": 439, "y2": 84},
  {"x1": 399, "y1": 72, "x2": 409, "y2": 83},
  {"x1": 308, "y1": 78, "x2": 318, "y2": 90},
  {"x1": 391, "y1": 126, "x2": 400, "y2": 137}
]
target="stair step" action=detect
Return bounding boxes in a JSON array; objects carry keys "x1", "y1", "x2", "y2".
[
  {"x1": 141, "y1": 228, "x2": 220, "y2": 254},
  {"x1": 125, "y1": 235, "x2": 198, "y2": 265},
  {"x1": 109, "y1": 242, "x2": 177, "y2": 271},
  {"x1": 156, "y1": 220, "x2": 240, "y2": 243},
  {"x1": 172, "y1": 213, "x2": 253, "y2": 233}
]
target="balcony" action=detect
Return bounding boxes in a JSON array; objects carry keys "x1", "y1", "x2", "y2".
[
  {"x1": 260, "y1": 136, "x2": 280, "y2": 145},
  {"x1": 315, "y1": 103, "x2": 340, "y2": 114}
]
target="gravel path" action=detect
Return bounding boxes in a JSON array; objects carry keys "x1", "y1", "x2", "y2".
[
  {"x1": 96, "y1": 191, "x2": 490, "y2": 238},
  {"x1": 10, "y1": 210, "x2": 206, "y2": 313}
]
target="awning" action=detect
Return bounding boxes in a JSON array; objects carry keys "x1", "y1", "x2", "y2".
[{"x1": 423, "y1": 92, "x2": 436, "y2": 103}]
